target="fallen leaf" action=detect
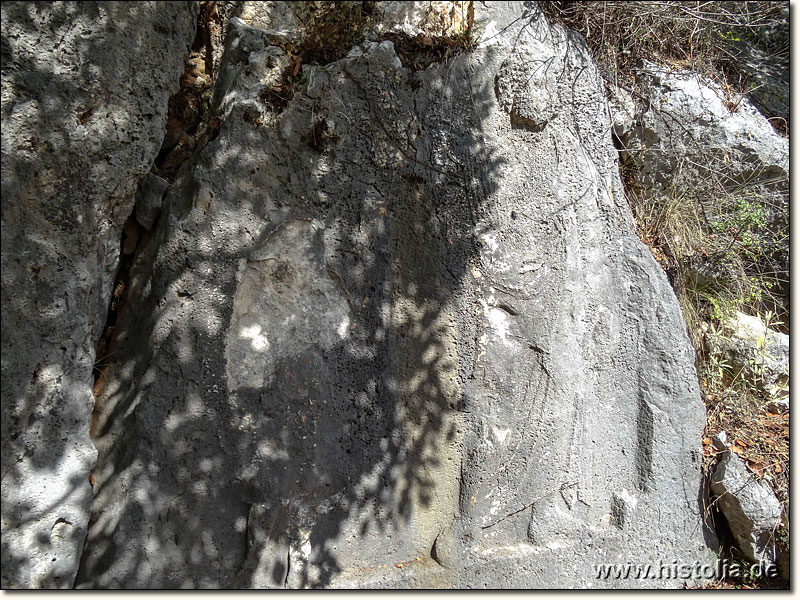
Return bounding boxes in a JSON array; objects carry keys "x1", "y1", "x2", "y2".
[{"x1": 702, "y1": 437, "x2": 712, "y2": 445}]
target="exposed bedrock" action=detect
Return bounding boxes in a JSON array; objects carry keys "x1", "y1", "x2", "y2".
[
  {"x1": 1, "y1": 1, "x2": 197, "y2": 588},
  {"x1": 3, "y1": 1, "x2": 713, "y2": 589}
]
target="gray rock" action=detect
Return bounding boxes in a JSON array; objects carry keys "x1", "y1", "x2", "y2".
[
  {"x1": 75, "y1": 2, "x2": 712, "y2": 589},
  {"x1": 237, "y1": 1, "x2": 303, "y2": 33},
  {"x1": 606, "y1": 85, "x2": 636, "y2": 139},
  {"x1": 765, "y1": 397, "x2": 788, "y2": 415},
  {"x1": 135, "y1": 173, "x2": 169, "y2": 231},
  {"x1": 723, "y1": 32, "x2": 789, "y2": 125},
  {"x1": 684, "y1": 257, "x2": 730, "y2": 292},
  {"x1": 709, "y1": 311, "x2": 789, "y2": 397},
  {"x1": 212, "y1": 18, "x2": 292, "y2": 117},
  {"x1": 1, "y1": 1, "x2": 197, "y2": 589},
  {"x1": 616, "y1": 60, "x2": 788, "y2": 194},
  {"x1": 711, "y1": 431, "x2": 730, "y2": 452},
  {"x1": 710, "y1": 451, "x2": 783, "y2": 565}
]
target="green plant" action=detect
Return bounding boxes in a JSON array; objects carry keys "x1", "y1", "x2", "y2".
[
  {"x1": 621, "y1": 143, "x2": 788, "y2": 581},
  {"x1": 708, "y1": 346, "x2": 732, "y2": 382}
]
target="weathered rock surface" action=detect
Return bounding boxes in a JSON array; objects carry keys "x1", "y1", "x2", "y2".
[
  {"x1": 712, "y1": 311, "x2": 789, "y2": 398},
  {"x1": 1, "y1": 1, "x2": 197, "y2": 588},
  {"x1": 725, "y1": 36, "x2": 789, "y2": 126},
  {"x1": 717, "y1": 4, "x2": 789, "y2": 128},
  {"x1": 135, "y1": 173, "x2": 170, "y2": 231},
  {"x1": 711, "y1": 451, "x2": 784, "y2": 565},
  {"x1": 75, "y1": 2, "x2": 712, "y2": 589}
]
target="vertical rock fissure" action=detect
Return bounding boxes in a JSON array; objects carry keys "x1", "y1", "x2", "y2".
[
  {"x1": 78, "y1": 5, "x2": 221, "y2": 580},
  {"x1": 90, "y1": 214, "x2": 138, "y2": 438},
  {"x1": 89, "y1": 2, "x2": 221, "y2": 441},
  {"x1": 151, "y1": 1, "x2": 221, "y2": 183}
]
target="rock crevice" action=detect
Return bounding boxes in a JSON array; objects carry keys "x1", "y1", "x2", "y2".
[
  {"x1": 1, "y1": 1, "x2": 198, "y2": 588},
  {"x1": 4, "y1": 1, "x2": 718, "y2": 589}
]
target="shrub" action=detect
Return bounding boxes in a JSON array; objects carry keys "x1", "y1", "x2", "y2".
[{"x1": 539, "y1": 1, "x2": 789, "y2": 90}]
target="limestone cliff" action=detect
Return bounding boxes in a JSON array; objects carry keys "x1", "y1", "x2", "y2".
[
  {"x1": 3, "y1": 1, "x2": 715, "y2": 589},
  {"x1": 1, "y1": 1, "x2": 198, "y2": 588}
]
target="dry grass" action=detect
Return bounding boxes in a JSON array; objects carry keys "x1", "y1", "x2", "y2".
[
  {"x1": 295, "y1": 1, "x2": 381, "y2": 65},
  {"x1": 539, "y1": 1, "x2": 788, "y2": 92},
  {"x1": 627, "y1": 154, "x2": 789, "y2": 487},
  {"x1": 554, "y1": 5, "x2": 791, "y2": 585},
  {"x1": 625, "y1": 153, "x2": 788, "y2": 324}
]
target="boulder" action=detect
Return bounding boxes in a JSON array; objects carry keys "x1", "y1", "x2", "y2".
[
  {"x1": 716, "y1": 4, "x2": 789, "y2": 128},
  {"x1": 710, "y1": 311, "x2": 789, "y2": 398},
  {"x1": 725, "y1": 36, "x2": 788, "y2": 126},
  {"x1": 1, "y1": 1, "x2": 197, "y2": 588},
  {"x1": 711, "y1": 450, "x2": 783, "y2": 565},
  {"x1": 75, "y1": 2, "x2": 712, "y2": 588},
  {"x1": 614, "y1": 60, "x2": 788, "y2": 193}
]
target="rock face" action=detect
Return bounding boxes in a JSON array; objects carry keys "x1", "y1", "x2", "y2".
[
  {"x1": 713, "y1": 311, "x2": 789, "y2": 398},
  {"x1": 711, "y1": 451, "x2": 783, "y2": 565},
  {"x1": 719, "y1": 4, "x2": 789, "y2": 128},
  {"x1": 726, "y1": 37, "x2": 789, "y2": 126},
  {"x1": 135, "y1": 173, "x2": 170, "y2": 231},
  {"x1": 72, "y1": 2, "x2": 712, "y2": 589},
  {"x1": 613, "y1": 60, "x2": 789, "y2": 194},
  {"x1": 1, "y1": 1, "x2": 196, "y2": 588}
]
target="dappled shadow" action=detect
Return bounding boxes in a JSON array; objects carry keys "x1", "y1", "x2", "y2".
[
  {"x1": 75, "y1": 11, "x2": 507, "y2": 588},
  {"x1": 1, "y1": 2, "x2": 196, "y2": 587}
]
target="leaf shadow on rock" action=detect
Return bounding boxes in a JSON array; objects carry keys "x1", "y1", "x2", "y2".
[
  {"x1": 75, "y1": 30, "x2": 507, "y2": 588},
  {"x1": 1, "y1": 2, "x2": 196, "y2": 587}
]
